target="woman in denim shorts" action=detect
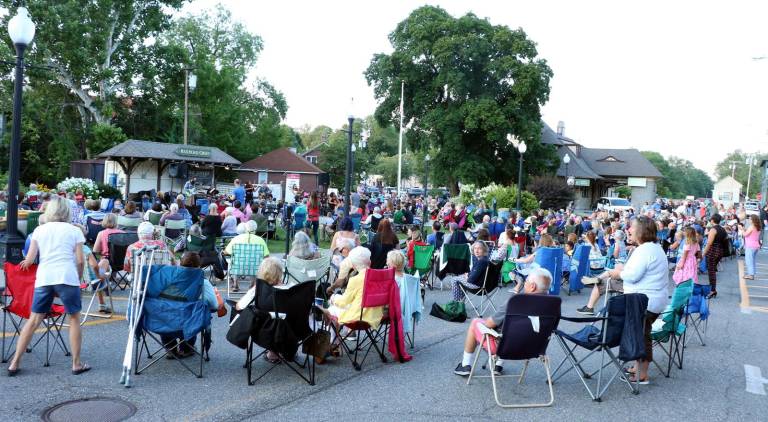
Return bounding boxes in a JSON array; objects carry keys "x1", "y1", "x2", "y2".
[{"x1": 8, "y1": 196, "x2": 90, "y2": 376}]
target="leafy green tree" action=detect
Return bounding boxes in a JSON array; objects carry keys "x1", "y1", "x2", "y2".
[
  {"x1": 713, "y1": 150, "x2": 767, "y2": 198},
  {"x1": 526, "y1": 175, "x2": 574, "y2": 210},
  {"x1": 642, "y1": 151, "x2": 714, "y2": 198},
  {"x1": 1, "y1": 0, "x2": 187, "y2": 127},
  {"x1": 365, "y1": 6, "x2": 557, "y2": 194}
]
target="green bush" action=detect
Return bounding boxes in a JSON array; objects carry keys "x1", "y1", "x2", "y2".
[
  {"x1": 527, "y1": 175, "x2": 575, "y2": 210},
  {"x1": 97, "y1": 183, "x2": 123, "y2": 200},
  {"x1": 452, "y1": 183, "x2": 538, "y2": 216}
]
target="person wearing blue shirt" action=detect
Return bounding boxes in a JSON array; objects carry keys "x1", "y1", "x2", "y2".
[{"x1": 232, "y1": 179, "x2": 245, "y2": 205}]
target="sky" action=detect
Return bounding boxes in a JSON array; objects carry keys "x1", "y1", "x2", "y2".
[{"x1": 182, "y1": 0, "x2": 768, "y2": 177}]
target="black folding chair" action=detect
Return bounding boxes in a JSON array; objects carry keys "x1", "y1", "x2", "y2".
[
  {"x1": 246, "y1": 279, "x2": 316, "y2": 385},
  {"x1": 459, "y1": 261, "x2": 502, "y2": 317},
  {"x1": 466, "y1": 294, "x2": 562, "y2": 408},
  {"x1": 107, "y1": 232, "x2": 138, "y2": 290},
  {"x1": 85, "y1": 216, "x2": 104, "y2": 245},
  {"x1": 552, "y1": 293, "x2": 648, "y2": 402}
]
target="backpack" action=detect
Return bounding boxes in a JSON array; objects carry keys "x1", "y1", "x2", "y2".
[{"x1": 430, "y1": 301, "x2": 467, "y2": 323}]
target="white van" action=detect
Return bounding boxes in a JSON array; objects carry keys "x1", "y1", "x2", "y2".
[{"x1": 595, "y1": 197, "x2": 634, "y2": 213}]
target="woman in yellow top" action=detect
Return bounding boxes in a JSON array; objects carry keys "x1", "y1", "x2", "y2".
[{"x1": 326, "y1": 246, "x2": 384, "y2": 328}]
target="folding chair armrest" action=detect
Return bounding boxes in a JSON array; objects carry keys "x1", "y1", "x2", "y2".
[
  {"x1": 560, "y1": 315, "x2": 606, "y2": 323},
  {"x1": 476, "y1": 323, "x2": 501, "y2": 338}
]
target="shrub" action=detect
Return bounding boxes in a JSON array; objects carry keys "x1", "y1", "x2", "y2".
[
  {"x1": 453, "y1": 183, "x2": 538, "y2": 216},
  {"x1": 57, "y1": 177, "x2": 100, "y2": 199},
  {"x1": 526, "y1": 175, "x2": 575, "y2": 210},
  {"x1": 97, "y1": 183, "x2": 123, "y2": 200}
]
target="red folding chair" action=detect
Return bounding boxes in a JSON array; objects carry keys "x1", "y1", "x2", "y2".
[
  {"x1": 333, "y1": 268, "x2": 394, "y2": 371},
  {"x1": 1, "y1": 263, "x2": 70, "y2": 366}
]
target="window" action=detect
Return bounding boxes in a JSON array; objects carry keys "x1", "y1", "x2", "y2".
[
  {"x1": 258, "y1": 171, "x2": 268, "y2": 184},
  {"x1": 306, "y1": 156, "x2": 317, "y2": 164}
]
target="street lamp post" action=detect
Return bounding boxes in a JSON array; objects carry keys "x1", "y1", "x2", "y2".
[
  {"x1": 343, "y1": 115, "x2": 354, "y2": 218},
  {"x1": 423, "y1": 154, "x2": 430, "y2": 225},
  {"x1": 563, "y1": 153, "x2": 571, "y2": 182},
  {"x1": 183, "y1": 68, "x2": 197, "y2": 145},
  {"x1": 0, "y1": 6, "x2": 35, "y2": 265},
  {"x1": 516, "y1": 141, "x2": 527, "y2": 211}
]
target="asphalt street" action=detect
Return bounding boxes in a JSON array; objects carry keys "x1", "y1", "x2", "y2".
[{"x1": 1, "y1": 254, "x2": 767, "y2": 421}]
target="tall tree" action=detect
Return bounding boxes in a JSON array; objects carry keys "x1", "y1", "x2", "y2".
[
  {"x1": 365, "y1": 6, "x2": 557, "y2": 194},
  {"x1": 1, "y1": 0, "x2": 186, "y2": 155},
  {"x1": 125, "y1": 4, "x2": 287, "y2": 161}
]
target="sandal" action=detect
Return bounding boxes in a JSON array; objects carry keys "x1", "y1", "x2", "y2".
[
  {"x1": 707, "y1": 291, "x2": 717, "y2": 299},
  {"x1": 627, "y1": 374, "x2": 649, "y2": 385},
  {"x1": 72, "y1": 364, "x2": 92, "y2": 375},
  {"x1": 265, "y1": 351, "x2": 281, "y2": 364}
]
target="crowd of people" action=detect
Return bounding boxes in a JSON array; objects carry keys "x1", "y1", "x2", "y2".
[{"x1": 4, "y1": 174, "x2": 761, "y2": 389}]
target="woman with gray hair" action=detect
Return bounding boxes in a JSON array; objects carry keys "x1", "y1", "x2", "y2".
[
  {"x1": 289, "y1": 231, "x2": 320, "y2": 260},
  {"x1": 123, "y1": 221, "x2": 175, "y2": 272},
  {"x1": 9, "y1": 196, "x2": 90, "y2": 376},
  {"x1": 324, "y1": 246, "x2": 383, "y2": 328}
]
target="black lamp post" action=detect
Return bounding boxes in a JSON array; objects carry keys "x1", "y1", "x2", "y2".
[
  {"x1": 423, "y1": 154, "x2": 430, "y2": 227},
  {"x1": 563, "y1": 153, "x2": 571, "y2": 182},
  {"x1": 343, "y1": 115, "x2": 354, "y2": 218},
  {"x1": 0, "y1": 6, "x2": 35, "y2": 265}
]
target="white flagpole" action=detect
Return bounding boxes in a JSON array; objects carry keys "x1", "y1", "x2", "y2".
[{"x1": 397, "y1": 81, "x2": 405, "y2": 197}]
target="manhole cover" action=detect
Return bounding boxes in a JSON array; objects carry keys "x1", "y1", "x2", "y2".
[{"x1": 42, "y1": 397, "x2": 136, "y2": 422}]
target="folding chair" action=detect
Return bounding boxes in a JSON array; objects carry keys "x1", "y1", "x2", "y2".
[
  {"x1": 460, "y1": 261, "x2": 502, "y2": 317},
  {"x1": 398, "y1": 273, "x2": 423, "y2": 348},
  {"x1": 161, "y1": 219, "x2": 187, "y2": 251},
  {"x1": 107, "y1": 232, "x2": 139, "y2": 290},
  {"x1": 25, "y1": 211, "x2": 42, "y2": 235},
  {"x1": 79, "y1": 252, "x2": 114, "y2": 324},
  {"x1": 684, "y1": 283, "x2": 711, "y2": 347},
  {"x1": 1, "y1": 263, "x2": 70, "y2": 366},
  {"x1": 651, "y1": 280, "x2": 693, "y2": 378},
  {"x1": 195, "y1": 199, "x2": 209, "y2": 216},
  {"x1": 552, "y1": 293, "x2": 648, "y2": 401},
  {"x1": 563, "y1": 244, "x2": 590, "y2": 295},
  {"x1": 437, "y1": 243, "x2": 471, "y2": 291},
  {"x1": 187, "y1": 234, "x2": 217, "y2": 253},
  {"x1": 332, "y1": 268, "x2": 394, "y2": 371},
  {"x1": 147, "y1": 212, "x2": 162, "y2": 226},
  {"x1": 410, "y1": 244, "x2": 435, "y2": 290},
  {"x1": 85, "y1": 216, "x2": 105, "y2": 245},
  {"x1": 534, "y1": 247, "x2": 564, "y2": 295},
  {"x1": 133, "y1": 265, "x2": 212, "y2": 380},
  {"x1": 283, "y1": 250, "x2": 332, "y2": 285},
  {"x1": 466, "y1": 294, "x2": 562, "y2": 408},
  {"x1": 117, "y1": 216, "x2": 141, "y2": 231},
  {"x1": 227, "y1": 242, "x2": 264, "y2": 299},
  {"x1": 245, "y1": 279, "x2": 316, "y2": 385}
]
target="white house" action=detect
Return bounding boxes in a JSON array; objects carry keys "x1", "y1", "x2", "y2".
[{"x1": 712, "y1": 176, "x2": 742, "y2": 208}]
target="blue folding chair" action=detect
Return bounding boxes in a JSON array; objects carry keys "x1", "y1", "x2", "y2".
[
  {"x1": 196, "y1": 199, "x2": 209, "y2": 216},
  {"x1": 534, "y1": 247, "x2": 563, "y2": 295},
  {"x1": 564, "y1": 245, "x2": 590, "y2": 295},
  {"x1": 349, "y1": 213, "x2": 362, "y2": 232}
]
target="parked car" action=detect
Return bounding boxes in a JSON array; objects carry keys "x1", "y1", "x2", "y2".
[
  {"x1": 364, "y1": 185, "x2": 380, "y2": 195},
  {"x1": 407, "y1": 187, "x2": 424, "y2": 197},
  {"x1": 745, "y1": 200, "x2": 760, "y2": 217},
  {"x1": 595, "y1": 197, "x2": 634, "y2": 213}
]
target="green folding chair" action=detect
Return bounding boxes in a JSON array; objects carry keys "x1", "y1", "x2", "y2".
[
  {"x1": 227, "y1": 242, "x2": 264, "y2": 299},
  {"x1": 117, "y1": 216, "x2": 141, "y2": 231},
  {"x1": 162, "y1": 219, "x2": 187, "y2": 251},
  {"x1": 148, "y1": 212, "x2": 162, "y2": 226},
  {"x1": 187, "y1": 234, "x2": 216, "y2": 253},
  {"x1": 651, "y1": 280, "x2": 693, "y2": 377},
  {"x1": 26, "y1": 211, "x2": 42, "y2": 235},
  {"x1": 410, "y1": 244, "x2": 435, "y2": 290}
]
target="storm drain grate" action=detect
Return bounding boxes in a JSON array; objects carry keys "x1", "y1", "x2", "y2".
[{"x1": 42, "y1": 397, "x2": 137, "y2": 422}]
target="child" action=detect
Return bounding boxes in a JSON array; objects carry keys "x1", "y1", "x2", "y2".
[{"x1": 674, "y1": 226, "x2": 700, "y2": 285}]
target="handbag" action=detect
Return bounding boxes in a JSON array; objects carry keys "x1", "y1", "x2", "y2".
[
  {"x1": 226, "y1": 306, "x2": 261, "y2": 349},
  {"x1": 252, "y1": 293, "x2": 299, "y2": 358},
  {"x1": 302, "y1": 329, "x2": 331, "y2": 357}
]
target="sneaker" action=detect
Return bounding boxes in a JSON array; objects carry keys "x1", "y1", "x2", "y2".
[
  {"x1": 582, "y1": 276, "x2": 599, "y2": 285},
  {"x1": 454, "y1": 363, "x2": 472, "y2": 376},
  {"x1": 493, "y1": 365, "x2": 503, "y2": 375},
  {"x1": 576, "y1": 306, "x2": 595, "y2": 315}
]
